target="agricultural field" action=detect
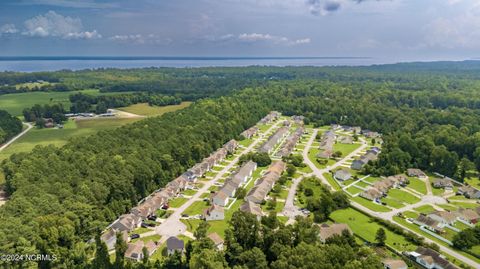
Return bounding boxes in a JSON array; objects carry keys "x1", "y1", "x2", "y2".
[{"x1": 118, "y1": 101, "x2": 192, "y2": 117}]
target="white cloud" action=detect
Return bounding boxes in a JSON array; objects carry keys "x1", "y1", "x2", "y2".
[
  {"x1": 237, "y1": 33, "x2": 310, "y2": 45},
  {"x1": 0, "y1": 24, "x2": 19, "y2": 35},
  {"x1": 23, "y1": 10, "x2": 101, "y2": 39},
  {"x1": 18, "y1": 0, "x2": 117, "y2": 9},
  {"x1": 109, "y1": 34, "x2": 172, "y2": 45}
]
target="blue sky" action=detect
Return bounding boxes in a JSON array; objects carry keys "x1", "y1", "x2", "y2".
[{"x1": 0, "y1": 0, "x2": 479, "y2": 60}]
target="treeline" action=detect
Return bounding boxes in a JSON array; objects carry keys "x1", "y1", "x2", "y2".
[
  {"x1": 69, "y1": 92, "x2": 182, "y2": 113},
  {"x1": 0, "y1": 110, "x2": 22, "y2": 144},
  {"x1": 0, "y1": 83, "x2": 69, "y2": 95},
  {"x1": 22, "y1": 104, "x2": 67, "y2": 126},
  {"x1": 452, "y1": 226, "x2": 480, "y2": 258},
  {"x1": 0, "y1": 72, "x2": 59, "y2": 85}
]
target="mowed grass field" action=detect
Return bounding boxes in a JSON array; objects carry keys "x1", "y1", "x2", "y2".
[
  {"x1": 0, "y1": 89, "x2": 131, "y2": 116},
  {"x1": 118, "y1": 102, "x2": 192, "y2": 116},
  {"x1": 0, "y1": 117, "x2": 141, "y2": 161}
]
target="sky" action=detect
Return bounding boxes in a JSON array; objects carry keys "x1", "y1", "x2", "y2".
[{"x1": 0, "y1": 0, "x2": 479, "y2": 61}]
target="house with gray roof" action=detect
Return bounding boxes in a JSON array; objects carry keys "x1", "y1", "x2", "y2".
[
  {"x1": 334, "y1": 169, "x2": 352, "y2": 181},
  {"x1": 166, "y1": 236, "x2": 184, "y2": 255}
]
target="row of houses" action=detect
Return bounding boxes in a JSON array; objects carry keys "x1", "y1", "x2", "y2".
[
  {"x1": 276, "y1": 127, "x2": 304, "y2": 157},
  {"x1": 259, "y1": 111, "x2": 280, "y2": 124},
  {"x1": 211, "y1": 160, "x2": 258, "y2": 208},
  {"x1": 259, "y1": 127, "x2": 289, "y2": 154},
  {"x1": 317, "y1": 130, "x2": 336, "y2": 159},
  {"x1": 240, "y1": 161, "x2": 286, "y2": 219},
  {"x1": 360, "y1": 174, "x2": 409, "y2": 202},
  {"x1": 103, "y1": 139, "x2": 239, "y2": 252},
  {"x1": 405, "y1": 247, "x2": 458, "y2": 269},
  {"x1": 414, "y1": 207, "x2": 480, "y2": 233},
  {"x1": 457, "y1": 185, "x2": 480, "y2": 199},
  {"x1": 406, "y1": 168, "x2": 427, "y2": 179},
  {"x1": 351, "y1": 147, "x2": 380, "y2": 170}
]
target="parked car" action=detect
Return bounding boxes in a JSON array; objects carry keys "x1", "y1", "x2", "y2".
[
  {"x1": 130, "y1": 234, "x2": 140, "y2": 239},
  {"x1": 141, "y1": 223, "x2": 149, "y2": 228},
  {"x1": 147, "y1": 215, "x2": 157, "y2": 221},
  {"x1": 181, "y1": 214, "x2": 189, "y2": 218},
  {"x1": 161, "y1": 204, "x2": 169, "y2": 210},
  {"x1": 144, "y1": 222, "x2": 155, "y2": 227}
]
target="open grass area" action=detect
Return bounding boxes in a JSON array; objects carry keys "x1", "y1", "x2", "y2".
[
  {"x1": 355, "y1": 181, "x2": 370, "y2": 188},
  {"x1": 346, "y1": 185, "x2": 363, "y2": 195},
  {"x1": 0, "y1": 89, "x2": 106, "y2": 116},
  {"x1": 438, "y1": 204, "x2": 459, "y2": 211},
  {"x1": 306, "y1": 148, "x2": 335, "y2": 170},
  {"x1": 183, "y1": 189, "x2": 197, "y2": 196},
  {"x1": 363, "y1": 176, "x2": 382, "y2": 184},
  {"x1": 351, "y1": 196, "x2": 391, "y2": 212},
  {"x1": 168, "y1": 197, "x2": 189, "y2": 208},
  {"x1": 464, "y1": 177, "x2": 480, "y2": 189},
  {"x1": 402, "y1": 211, "x2": 419, "y2": 219},
  {"x1": 261, "y1": 199, "x2": 285, "y2": 213},
  {"x1": 184, "y1": 201, "x2": 210, "y2": 216},
  {"x1": 295, "y1": 177, "x2": 325, "y2": 208},
  {"x1": 131, "y1": 227, "x2": 152, "y2": 235},
  {"x1": 0, "y1": 117, "x2": 141, "y2": 161},
  {"x1": 118, "y1": 101, "x2": 192, "y2": 117},
  {"x1": 387, "y1": 189, "x2": 421, "y2": 204},
  {"x1": 333, "y1": 142, "x2": 361, "y2": 157},
  {"x1": 323, "y1": 173, "x2": 342, "y2": 191},
  {"x1": 450, "y1": 202, "x2": 480, "y2": 209},
  {"x1": 238, "y1": 138, "x2": 253, "y2": 147},
  {"x1": 131, "y1": 234, "x2": 162, "y2": 244},
  {"x1": 432, "y1": 187, "x2": 445, "y2": 196},
  {"x1": 381, "y1": 197, "x2": 404, "y2": 209},
  {"x1": 407, "y1": 177, "x2": 427, "y2": 195},
  {"x1": 413, "y1": 205, "x2": 436, "y2": 214},
  {"x1": 330, "y1": 208, "x2": 416, "y2": 252}
]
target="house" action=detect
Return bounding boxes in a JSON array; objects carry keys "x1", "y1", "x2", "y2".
[
  {"x1": 111, "y1": 214, "x2": 142, "y2": 232},
  {"x1": 428, "y1": 211, "x2": 457, "y2": 226},
  {"x1": 276, "y1": 127, "x2": 304, "y2": 157},
  {"x1": 219, "y1": 182, "x2": 237, "y2": 198},
  {"x1": 337, "y1": 136, "x2": 353, "y2": 144},
  {"x1": 334, "y1": 169, "x2": 352, "y2": 181},
  {"x1": 283, "y1": 120, "x2": 291, "y2": 127},
  {"x1": 291, "y1": 115, "x2": 305, "y2": 124},
  {"x1": 259, "y1": 127, "x2": 289, "y2": 153},
  {"x1": 414, "y1": 214, "x2": 443, "y2": 233},
  {"x1": 382, "y1": 259, "x2": 408, "y2": 269},
  {"x1": 407, "y1": 168, "x2": 427, "y2": 179},
  {"x1": 351, "y1": 159, "x2": 366, "y2": 170},
  {"x1": 204, "y1": 204, "x2": 225, "y2": 221},
  {"x1": 101, "y1": 229, "x2": 129, "y2": 251},
  {"x1": 166, "y1": 236, "x2": 184, "y2": 255},
  {"x1": 317, "y1": 149, "x2": 333, "y2": 159},
  {"x1": 240, "y1": 201, "x2": 264, "y2": 219},
  {"x1": 207, "y1": 233, "x2": 224, "y2": 250},
  {"x1": 43, "y1": 118, "x2": 55, "y2": 128},
  {"x1": 457, "y1": 185, "x2": 480, "y2": 199},
  {"x1": 362, "y1": 130, "x2": 380, "y2": 138},
  {"x1": 406, "y1": 247, "x2": 457, "y2": 269},
  {"x1": 455, "y1": 208, "x2": 479, "y2": 224},
  {"x1": 318, "y1": 223, "x2": 351, "y2": 243},
  {"x1": 125, "y1": 240, "x2": 157, "y2": 262},
  {"x1": 231, "y1": 160, "x2": 257, "y2": 185},
  {"x1": 360, "y1": 188, "x2": 383, "y2": 201},
  {"x1": 388, "y1": 174, "x2": 409, "y2": 187},
  {"x1": 212, "y1": 190, "x2": 229, "y2": 207},
  {"x1": 259, "y1": 111, "x2": 280, "y2": 124},
  {"x1": 433, "y1": 178, "x2": 453, "y2": 190},
  {"x1": 223, "y1": 139, "x2": 238, "y2": 154},
  {"x1": 241, "y1": 126, "x2": 259, "y2": 139}
]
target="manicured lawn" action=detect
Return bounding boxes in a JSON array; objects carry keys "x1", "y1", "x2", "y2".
[
  {"x1": 257, "y1": 124, "x2": 272, "y2": 133},
  {"x1": 0, "y1": 117, "x2": 141, "y2": 161},
  {"x1": 351, "y1": 196, "x2": 391, "y2": 212},
  {"x1": 387, "y1": 189, "x2": 421, "y2": 204},
  {"x1": 355, "y1": 181, "x2": 370, "y2": 188},
  {"x1": 208, "y1": 185, "x2": 219, "y2": 192},
  {"x1": 453, "y1": 221, "x2": 472, "y2": 231},
  {"x1": 204, "y1": 171, "x2": 218, "y2": 177},
  {"x1": 168, "y1": 197, "x2": 189, "y2": 208},
  {"x1": 363, "y1": 176, "x2": 382, "y2": 184},
  {"x1": 298, "y1": 165, "x2": 313, "y2": 174},
  {"x1": 413, "y1": 205, "x2": 436, "y2": 214},
  {"x1": 323, "y1": 173, "x2": 342, "y2": 191},
  {"x1": 402, "y1": 211, "x2": 419, "y2": 219},
  {"x1": 464, "y1": 177, "x2": 480, "y2": 189},
  {"x1": 131, "y1": 227, "x2": 152, "y2": 235},
  {"x1": 261, "y1": 199, "x2": 285, "y2": 213},
  {"x1": 212, "y1": 166, "x2": 224, "y2": 172},
  {"x1": 450, "y1": 202, "x2": 480, "y2": 209},
  {"x1": 183, "y1": 189, "x2": 197, "y2": 196},
  {"x1": 330, "y1": 208, "x2": 416, "y2": 251},
  {"x1": 438, "y1": 204, "x2": 458, "y2": 211},
  {"x1": 432, "y1": 187, "x2": 445, "y2": 196},
  {"x1": 239, "y1": 138, "x2": 253, "y2": 147},
  {"x1": 381, "y1": 197, "x2": 404, "y2": 209},
  {"x1": 131, "y1": 234, "x2": 162, "y2": 243},
  {"x1": 333, "y1": 142, "x2": 361, "y2": 157},
  {"x1": 407, "y1": 177, "x2": 427, "y2": 195},
  {"x1": 118, "y1": 101, "x2": 192, "y2": 117},
  {"x1": 346, "y1": 186, "x2": 363, "y2": 195},
  {"x1": 184, "y1": 201, "x2": 210, "y2": 216},
  {"x1": 199, "y1": 192, "x2": 211, "y2": 199}
]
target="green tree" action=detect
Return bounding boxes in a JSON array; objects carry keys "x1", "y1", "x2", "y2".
[
  {"x1": 114, "y1": 232, "x2": 128, "y2": 268},
  {"x1": 375, "y1": 228, "x2": 386, "y2": 246}
]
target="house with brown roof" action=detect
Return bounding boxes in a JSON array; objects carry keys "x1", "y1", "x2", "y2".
[
  {"x1": 223, "y1": 139, "x2": 238, "y2": 154},
  {"x1": 245, "y1": 161, "x2": 286, "y2": 204},
  {"x1": 318, "y1": 223, "x2": 351, "y2": 243},
  {"x1": 407, "y1": 168, "x2": 427, "y2": 179},
  {"x1": 433, "y1": 178, "x2": 453, "y2": 190},
  {"x1": 428, "y1": 211, "x2": 457, "y2": 226},
  {"x1": 414, "y1": 214, "x2": 443, "y2": 233},
  {"x1": 219, "y1": 182, "x2": 237, "y2": 198},
  {"x1": 259, "y1": 127, "x2": 289, "y2": 153},
  {"x1": 111, "y1": 214, "x2": 142, "y2": 232},
  {"x1": 382, "y1": 259, "x2": 408, "y2": 269},
  {"x1": 337, "y1": 136, "x2": 353, "y2": 144},
  {"x1": 204, "y1": 204, "x2": 225, "y2": 221},
  {"x1": 360, "y1": 188, "x2": 383, "y2": 201},
  {"x1": 101, "y1": 228, "x2": 129, "y2": 251},
  {"x1": 125, "y1": 240, "x2": 158, "y2": 262},
  {"x1": 276, "y1": 127, "x2": 304, "y2": 157},
  {"x1": 212, "y1": 190, "x2": 229, "y2": 207},
  {"x1": 240, "y1": 201, "x2": 264, "y2": 220},
  {"x1": 455, "y1": 208, "x2": 479, "y2": 224},
  {"x1": 208, "y1": 233, "x2": 224, "y2": 250},
  {"x1": 241, "y1": 126, "x2": 259, "y2": 139},
  {"x1": 457, "y1": 185, "x2": 480, "y2": 199},
  {"x1": 406, "y1": 247, "x2": 457, "y2": 269}
]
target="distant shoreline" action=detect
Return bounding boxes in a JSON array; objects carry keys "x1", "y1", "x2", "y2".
[{"x1": 0, "y1": 56, "x2": 372, "y2": 61}]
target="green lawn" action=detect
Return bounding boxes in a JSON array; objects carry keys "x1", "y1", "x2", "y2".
[
  {"x1": 295, "y1": 177, "x2": 325, "y2": 208},
  {"x1": 239, "y1": 138, "x2": 253, "y2": 147},
  {"x1": 432, "y1": 187, "x2": 445, "y2": 196},
  {"x1": 0, "y1": 89, "x2": 109, "y2": 116},
  {"x1": 0, "y1": 117, "x2": 141, "y2": 161},
  {"x1": 363, "y1": 176, "x2": 382, "y2": 184},
  {"x1": 323, "y1": 173, "x2": 342, "y2": 191},
  {"x1": 407, "y1": 177, "x2": 427, "y2": 195},
  {"x1": 261, "y1": 199, "x2": 285, "y2": 213},
  {"x1": 402, "y1": 211, "x2": 419, "y2": 219},
  {"x1": 184, "y1": 201, "x2": 210, "y2": 216},
  {"x1": 131, "y1": 227, "x2": 152, "y2": 235},
  {"x1": 330, "y1": 208, "x2": 416, "y2": 252},
  {"x1": 346, "y1": 186, "x2": 363, "y2": 195},
  {"x1": 183, "y1": 189, "x2": 197, "y2": 196},
  {"x1": 351, "y1": 196, "x2": 392, "y2": 212},
  {"x1": 387, "y1": 189, "x2": 421, "y2": 204},
  {"x1": 168, "y1": 197, "x2": 189, "y2": 208},
  {"x1": 355, "y1": 181, "x2": 370, "y2": 188},
  {"x1": 298, "y1": 165, "x2": 313, "y2": 174},
  {"x1": 118, "y1": 101, "x2": 192, "y2": 117},
  {"x1": 437, "y1": 204, "x2": 459, "y2": 211},
  {"x1": 413, "y1": 205, "x2": 436, "y2": 214},
  {"x1": 131, "y1": 234, "x2": 161, "y2": 243},
  {"x1": 381, "y1": 197, "x2": 404, "y2": 209},
  {"x1": 464, "y1": 177, "x2": 480, "y2": 189},
  {"x1": 333, "y1": 142, "x2": 361, "y2": 157}
]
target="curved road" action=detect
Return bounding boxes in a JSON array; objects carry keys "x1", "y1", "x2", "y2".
[
  {"x1": 300, "y1": 129, "x2": 479, "y2": 268},
  {"x1": 0, "y1": 122, "x2": 33, "y2": 152}
]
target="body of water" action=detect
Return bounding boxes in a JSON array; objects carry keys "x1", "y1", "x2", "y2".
[{"x1": 0, "y1": 56, "x2": 394, "y2": 72}]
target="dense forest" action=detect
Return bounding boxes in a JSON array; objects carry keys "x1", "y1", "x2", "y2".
[
  {"x1": 69, "y1": 92, "x2": 182, "y2": 113},
  {"x1": 0, "y1": 110, "x2": 23, "y2": 144},
  {"x1": 2, "y1": 62, "x2": 480, "y2": 267}
]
